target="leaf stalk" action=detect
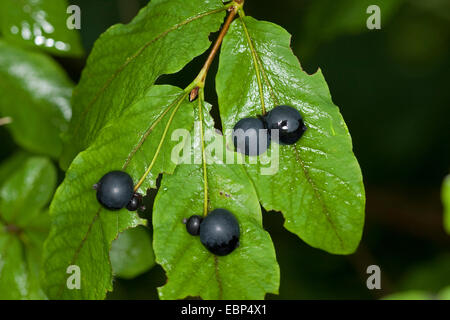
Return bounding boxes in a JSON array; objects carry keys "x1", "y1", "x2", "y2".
[
  {"x1": 197, "y1": 89, "x2": 209, "y2": 216},
  {"x1": 187, "y1": 0, "x2": 244, "y2": 100}
]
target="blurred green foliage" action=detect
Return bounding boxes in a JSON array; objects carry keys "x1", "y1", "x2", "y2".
[
  {"x1": 110, "y1": 226, "x2": 155, "y2": 280},
  {"x1": 0, "y1": 0, "x2": 84, "y2": 56},
  {"x1": 443, "y1": 176, "x2": 450, "y2": 234}
]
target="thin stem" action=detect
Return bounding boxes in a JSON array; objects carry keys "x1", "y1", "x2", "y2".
[
  {"x1": 74, "y1": 4, "x2": 232, "y2": 137},
  {"x1": 257, "y1": 52, "x2": 280, "y2": 105},
  {"x1": 188, "y1": 2, "x2": 245, "y2": 213},
  {"x1": 0, "y1": 117, "x2": 12, "y2": 126},
  {"x1": 201, "y1": 8, "x2": 237, "y2": 83},
  {"x1": 133, "y1": 1, "x2": 245, "y2": 192},
  {"x1": 198, "y1": 89, "x2": 209, "y2": 216},
  {"x1": 134, "y1": 92, "x2": 189, "y2": 191},
  {"x1": 238, "y1": 6, "x2": 246, "y2": 17},
  {"x1": 187, "y1": 0, "x2": 243, "y2": 99},
  {"x1": 122, "y1": 95, "x2": 183, "y2": 170},
  {"x1": 239, "y1": 15, "x2": 266, "y2": 115}
]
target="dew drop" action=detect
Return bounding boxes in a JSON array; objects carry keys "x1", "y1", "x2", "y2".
[
  {"x1": 45, "y1": 38, "x2": 54, "y2": 47},
  {"x1": 34, "y1": 35, "x2": 45, "y2": 46},
  {"x1": 21, "y1": 22, "x2": 31, "y2": 40},
  {"x1": 55, "y1": 41, "x2": 70, "y2": 51},
  {"x1": 10, "y1": 26, "x2": 19, "y2": 34}
]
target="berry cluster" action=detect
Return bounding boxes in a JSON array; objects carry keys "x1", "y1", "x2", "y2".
[
  {"x1": 93, "y1": 171, "x2": 145, "y2": 212},
  {"x1": 232, "y1": 105, "x2": 307, "y2": 156},
  {"x1": 92, "y1": 106, "x2": 305, "y2": 257},
  {"x1": 92, "y1": 172, "x2": 240, "y2": 256},
  {"x1": 184, "y1": 209, "x2": 240, "y2": 256}
]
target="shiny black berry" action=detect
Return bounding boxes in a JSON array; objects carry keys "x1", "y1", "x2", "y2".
[
  {"x1": 126, "y1": 192, "x2": 143, "y2": 211},
  {"x1": 200, "y1": 209, "x2": 240, "y2": 256},
  {"x1": 265, "y1": 105, "x2": 307, "y2": 145},
  {"x1": 183, "y1": 215, "x2": 203, "y2": 236},
  {"x1": 94, "y1": 171, "x2": 134, "y2": 210},
  {"x1": 232, "y1": 117, "x2": 270, "y2": 156}
]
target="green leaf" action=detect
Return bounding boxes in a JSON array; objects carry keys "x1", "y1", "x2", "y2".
[
  {"x1": 0, "y1": 0, "x2": 83, "y2": 57},
  {"x1": 60, "y1": 0, "x2": 227, "y2": 169},
  {"x1": 0, "y1": 156, "x2": 56, "y2": 299},
  {"x1": 110, "y1": 226, "x2": 155, "y2": 280},
  {"x1": 42, "y1": 85, "x2": 195, "y2": 299},
  {"x1": 153, "y1": 101, "x2": 279, "y2": 300},
  {"x1": 216, "y1": 16, "x2": 365, "y2": 254},
  {"x1": 0, "y1": 157, "x2": 57, "y2": 223},
  {"x1": 442, "y1": 175, "x2": 450, "y2": 234},
  {"x1": 0, "y1": 41, "x2": 73, "y2": 158}
]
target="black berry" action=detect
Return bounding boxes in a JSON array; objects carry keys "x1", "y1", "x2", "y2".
[
  {"x1": 126, "y1": 192, "x2": 143, "y2": 211},
  {"x1": 200, "y1": 209, "x2": 240, "y2": 256},
  {"x1": 94, "y1": 171, "x2": 134, "y2": 210},
  {"x1": 232, "y1": 117, "x2": 270, "y2": 156},
  {"x1": 184, "y1": 215, "x2": 203, "y2": 236},
  {"x1": 264, "y1": 105, "x2": 307, "y2": 145}
]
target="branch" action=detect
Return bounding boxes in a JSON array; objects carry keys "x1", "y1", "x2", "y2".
[{"x1": 188, "y1": 1, "x2": 243, "y2": 101}]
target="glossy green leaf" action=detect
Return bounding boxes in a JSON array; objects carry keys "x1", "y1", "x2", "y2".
[
  {"x1": 0, "y1": 41, "x2": 73, "y2": 158},
  {"x1": 0, "y1": 0, "x2": 83, "y2": 56},
  {"x1": 153, "y1": 101, "x2": 279, "y2": 300},
  {"x1": 442, "y1": 175, "x2": 450, "y2": 234},
  {"x1": 0, "y1": 157, "x2": 57, "y2": 223},
  {"x1": 42, "y1": 85, "x2": 195, "y2": 299},
  {"x1": 216, "y1": 16, "x2": 365, "y2": 254},
  {"x1": 0, "y1": 156, "x2": 56, "y2": 299},
  {"x1": 60, "y1": 0, "x2": 227, "y2": 169},
  {"x1": 110, "y1": 226, "x2": 155, "y2": 279}
]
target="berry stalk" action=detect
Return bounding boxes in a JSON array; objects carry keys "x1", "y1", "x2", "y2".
[
  {"x1": 197, "y1": 89, "x2": 209, "y2": 216},
  {"x1": 133, "y1": 92, "x2": 189, "y2": 192}
]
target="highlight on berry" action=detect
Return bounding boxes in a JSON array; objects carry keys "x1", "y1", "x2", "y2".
[
  {"x1": 199, "y1": 208, "x2": 240, "y2": 256},
  {"x1": 264, "y1": 105, "x2": 307, "y2": 145}
]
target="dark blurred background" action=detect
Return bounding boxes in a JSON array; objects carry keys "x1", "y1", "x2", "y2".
[{"x1": 1, "y1": 0, "x2": 449, "y2": 299}]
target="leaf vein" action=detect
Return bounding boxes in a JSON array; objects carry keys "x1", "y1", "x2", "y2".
[
  {"x1": 238, "y1": 16, "x2": 344, "y2": 248},
  {"x1": 73, "y1": 6, "x2": 227, "y2": 137}
]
